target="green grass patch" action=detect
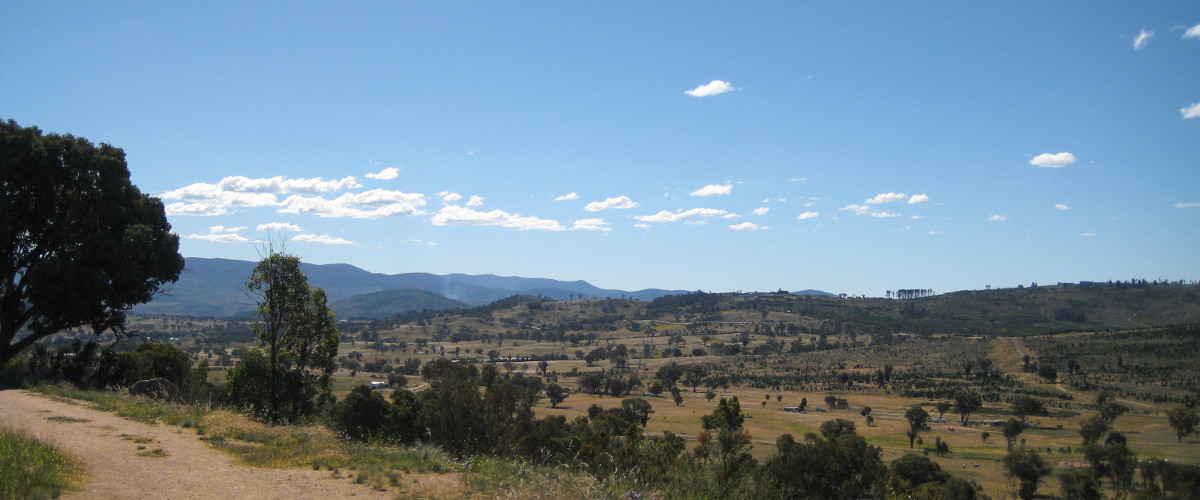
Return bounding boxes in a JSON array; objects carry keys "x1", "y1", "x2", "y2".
[
  {"x1": 0, "y1": 425, "x2": 82, "y2": 500},
  {"x1": 136, "y1": 448, "x2": 169, "y2": 458},
  {"x1": 46, "y1": 415, "x2": 90, "y2": 423},
  {"x1": 30, "y1": 383, "x2": 207, "y2": 429}
]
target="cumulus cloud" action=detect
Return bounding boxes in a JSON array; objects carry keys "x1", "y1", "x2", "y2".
[
  {"x1": 256, "y1": 222, "x2": 302, "y2": 232},
  {"x1": 865, "y1": 192, "x2": 907, "y2": 204},
  {"x1": 796, "y1": 211, "x2": 819, "y2": 220},
  {"x1": 278, "y1": 189, "x2": 427, "y2": 219},
  {"x1": 431, "y1": 205, "x2": 566, "y2": 231},
  {"x1": 585, "y1": 195, "x2": 639, "y2": 212},
  {"x1": 293, "y1": 233, "x2": 356, "y2": 245},
  {"x1": 689, "y1": 183, "x2": 733, "y2": 196},
  {"x1": 752, "y1": 207, "x2": 770, "y2": 215},
  {"x1": 1030, "y1": 152, "x2": 1077, "y2": 168},
  {"x1": 840, "y1": 204, "x2": 871, "y2": 215},
  {"x1": 729, "y1": 222, "x2": 767, "y2": 231},
  {"x1": 1054, "y1": 204, "x2": 1071, "y2": 210},
  {"x1": 908, "y1": 194, "x2": 929, "y2": 204},
  {"x1": 634, "y1": 208, "x2": 729, "y2": 223},
  {"x1": 466, "y1": 195, "x2": 485, "y2": 207},
  {"x1": 987, "y1": 215, "x2": 1007, "y2": 221},
  {"x1": 634, "y1": 223, "x2": 651, "y2": 229},
  {"x1": 1184, "y1": 22, "x2": 1200, "y2": 39},
  {"x1": 218, "y1": 175, "x2": 361, "y2": 194},
  {"x1": 870, "y1": 211, "x2": 901, "y2": 218},
  {"x1": 438, "y1": 191, "x2": 463, "y2": 202},
  {"x1": 1134, "y1": 29, "x2": 1154, "y2": 49},
  {"x1": 165, "y1": 202, "x2": 231, "y2": 216},
  {"x1": 572, "y1": 218, "x2": 612, "y2": 231},
  {"x1": 1181, "y1": 103, "x2": 1200, "y2": 119},
  {"x1": 1175, "y1": 201, "x2": 1200, "y2": 208},
  {"x1": 684, "y1": 80, "x2": 735, "y2": 97},
  {"x1": 161, "y1": 175, "x2": 365, "y2": 216},
  {"x1": 365, "y1": 167, "x2": 400, "y2": 180},
  {"x1": 184, "y1": 226, "x2": 250, "y2": 243},
  {"x1": 555, "y1": 192, "x2": 580, "y2": 201}
]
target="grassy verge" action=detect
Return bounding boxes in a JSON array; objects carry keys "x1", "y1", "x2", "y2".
[
  {"x1": 30, "y1": 383, "x2": 207, "y2": 429},
  {"x1": 0, "y1": 424, "x2": 83, "y2": 500}
]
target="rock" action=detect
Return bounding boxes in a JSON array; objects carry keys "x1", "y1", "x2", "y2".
[{"x1": 129, "y1": 378, "x2": 179, "y2": 402}]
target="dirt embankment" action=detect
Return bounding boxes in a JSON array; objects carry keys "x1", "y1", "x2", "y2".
[{"x1": 0, "y1": 389, "x2": 393, "y2": 500}]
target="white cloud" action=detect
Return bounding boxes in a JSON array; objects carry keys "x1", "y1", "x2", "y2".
[
  {"x1": 572, "y1": 218, "x2": 612, "y2": 232},
  {"x1": 1054, "y1": 204, "x2": 1071, "y2": 211},
  {"x1": 689, "y1": 183, "x2": 733, "y2": 196},
  {"x1": 987, "y1": 215, "x2": 1007, "y2": 221},
  {"x1": 870, "y1": 211, "x2": 901, "y2": 218},
  {"x1": 1181, "y1": 103, "x2": 1200, "y2": 119},
  {"x1": 438, "y1": 191, "x2": 463, "y2": 202},
  {"x1": 752, "y1": 207, "x2": 770, "y2": 215},
  {"x1": 789, "y1": 177, "x2": 807, "y2": 182},
  {"x1": 840, "y1": 204, "x2": 871, "y2": 215},
  {"x1": 256, "y1": 222, "x2": 303, "y2": 232},
  {"x1": 908, "y1": 194, "x2": 929, "y2": 204},
  {"x1": 1030, "y1": 152, "x2": 1077, "y2": 168},
  {"x1": 1080, "y1": 232, "x2": 1097, "y2": 237},
  {"x1": 634, "y1": 207, "x2": 729, "y2": 223},
  {"x1": 183, "y1": 226, "x2": 250, "y2": 243},
  {"x1": 910, "y1": 215, "x2": 924, "y2": 220},
  {"x1": 466, "y1": 195, "x2": 485, "y2": 207},
  {"x1": 684, "y1": 80, "x2": 735, "y2": 97},
  {"x1": 1134, "y1": 29, "x2": 1154, "y2": 49},
  {"x1": 403, "y1": 239, "x2": 437, "y2": 246},
  {"x1": 279, "y1": 189, "x2": 427, "y2": 219},
  {"x1": 164, "y1": 202, "x2": 230, "y2": 216},
  {"x1": 634, "y1": 223, "x2": 651, "y2": 229},
  {"x1": 555, "y1": 192, "x2": 580, "y2": 201},
  {"x1": 430, "y1": 205, "x2": 567, "y2": 231},
  {"x1": 365, "y1": 167, "x2": 400, "y2": 180},
  {"x1": 927, "y1": 230, "x2": 943, "y2": 235},
  {"x1": 729, "y1": 222, "x2": 767, "y2": 231},
  {"x1": 1184, "y1": 22, "x2": 1200, "y2": 39},
  {"x1": 293, "y1": 233, "x2": 356, "y2": 245},
  {"x1": 585, "y1": 195, "x2": 638, "y2": 212},
  {"x1": 216, "y1": 175, "x2": 361, "y2": 194},
  {"x1": 796, "y1": 211, "x2": 819, "y2": 220},
  {"x1": 865, "y1": 192, "x2": 907, "y2": 204},
  {"x1": 1175, "y1": 201, "x2": 1200, "y2": 208}
]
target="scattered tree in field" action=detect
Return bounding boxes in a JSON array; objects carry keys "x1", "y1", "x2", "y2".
[
  {"x1": 0, "y1": 120, "x2": 184, "y2": 369},
  {"x1": 1166, "y1": 405, "x2": 1198, "y2": 442},
  {"x1": 1095, "y1": 391, "x2": 1127, "y2": 423},
  {"x1": 544, "y1": 383, "x2": 568, "y2": 408},
  {"x1": 1036, "y1": 364, "x2": 1057, "y2": 383},
  {"x1": 684, "y1": 365, "x2": 707, "y2": 392},
  {"x1": 1002, "y1": 419, "x2": 1024, "y2": 451},
  {"x1": 1003, "y1": 447, "x2": 1051, "y2": 500},
  {"x1": 1058, "y1": 469, "x2": 1102, "y2": 500},
  {"x1": 1078, "y1": 415, "x2": 1110, "y2": 445},
  {"x1": 934, "y1": 401, "x2": 952, "y2": 419},
  {"x1": 1011, "y1": 396, "x2": 1048, "y2": 424},
  {"x1": 819, "y1": 418, "x2": 857, "y2": 438},
  {"x1": 981, "y1": 430, "x2": 991, "y2": 443},
  {"x1": 672, "y1": 387, "x2": 684, "y2": 406},
  {"x1": 704, "y1": 389, "x2": 716, "y2": 402},
  {"x1": 954, "y1": 390, "x2": 983, "y2": 425},
  {"x1": 905, "y1": 405, "x2": 930, "y2": 448}
]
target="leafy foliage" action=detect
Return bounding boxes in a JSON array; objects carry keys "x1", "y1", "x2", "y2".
[{"x1": 0, "y1": 119, "x2": 184, "y2": 368}]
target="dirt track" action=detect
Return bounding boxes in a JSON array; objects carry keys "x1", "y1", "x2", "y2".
[{"x1": 0, "y1": 389, "x2": 393, "y2": 500}]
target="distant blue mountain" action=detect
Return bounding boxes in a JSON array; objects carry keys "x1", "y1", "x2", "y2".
[{"x1": 134, "y1": 257, "x2": 692, "y2": 318}]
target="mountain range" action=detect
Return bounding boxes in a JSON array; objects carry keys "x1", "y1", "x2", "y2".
[{"x1": 133, "y1": 257, "x2": 708, "y2": 318}]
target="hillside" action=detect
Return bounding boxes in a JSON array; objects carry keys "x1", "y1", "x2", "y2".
[
  {"x1": 328, "y1": 289, "x2": 468, "y2": 319},
  {"x1": 134, "y1": 257, "x2": 691, "y2": 317},
  {"x1": 374, "y1": 283, "x2": 1200, "y2": 338}
]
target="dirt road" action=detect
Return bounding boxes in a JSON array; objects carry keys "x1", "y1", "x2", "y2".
[{"x1": 0, "y1": 389, "x2": 393, "y2": 500}]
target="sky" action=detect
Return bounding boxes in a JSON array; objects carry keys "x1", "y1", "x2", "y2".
[{"x1": 3, "y1": 2, "x2": 1198, "y2": 297}]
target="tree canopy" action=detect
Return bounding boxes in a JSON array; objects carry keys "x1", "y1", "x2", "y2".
[{"x1": 0, "y1": 120, "x2": 183, "y2": 368}]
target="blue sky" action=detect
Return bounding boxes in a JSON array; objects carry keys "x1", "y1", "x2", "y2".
[{"x1": 3, "y1": 2, "x2": 1198, "y2": 296}]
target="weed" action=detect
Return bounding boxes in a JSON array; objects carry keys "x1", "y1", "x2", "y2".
[{"x1": 0, "y1": 425, "x2": 82, "y2": 499}]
